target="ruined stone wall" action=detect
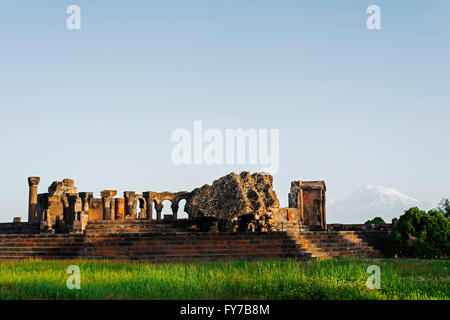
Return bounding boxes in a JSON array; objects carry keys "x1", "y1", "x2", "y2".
[
  {"x1": 264, "y1": 208, "x2": 303, "y2": 232},
  {"x1": 88, "y1": 199, "x2": 104, "y2": 221},
  {"x1": 0, "y1": 222, "x2": 40, "y2": 234},
  {"x1": 19, "y1": 173, "x2": 331, "y2": 234}
]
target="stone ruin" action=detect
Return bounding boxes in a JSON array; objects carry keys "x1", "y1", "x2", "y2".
[
  {"x1": 0, "y1": 173, "x2": 392, "y2": 261},
  {"x1": 24, "y1": 172, "x2": 327, "y2": 234}
]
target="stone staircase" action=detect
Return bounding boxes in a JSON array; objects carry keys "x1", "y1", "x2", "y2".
[
  {"x1": 0, "y1": 234, "x2": 86, "y2": 260},
  {"x1": 0, "y1": 233, "x2": 308, "y2": 261},
  {"x1": 84, "y1": 220, "x2": 188, "y2": 235},
  {"x1": 0, "y1": 226, "x2": 389, "y2": 261},
  {"x1": 286, "y1": 230, "x2": 388, "y2": 259},
  {"x1": 82, "y1": 233, "x2": 312, "y2": 261}
]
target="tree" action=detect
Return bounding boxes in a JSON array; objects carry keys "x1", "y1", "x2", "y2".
[
  {"x1": 437, "y1": 198, "x2": 450, "y2": 218},
  {"x1": 364, "y1": 217, "x2": 386, "y2": 225},
  {"x1": 387, "y1": 207, "x2": 449, "y2": 258}
]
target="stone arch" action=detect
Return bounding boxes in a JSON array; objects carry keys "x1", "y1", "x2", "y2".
[
  {"x1": 153, "y1": 199, "x2": 164, "y2": 221},
  {"x1": 173, "y1": 191, "x2": 189, "y2": 203},
  {"x1": 142, "y1": 191, "x2": 189, "y2": 221},
  {"x1": 151, "y1": 192, "x2": 173, "y2": 221},
  {"x1": 172, "y1": 191, "x2": 189, "y2": 220},
  {"x1": 134, "y1": 195, "x2": 147, "y2": 219},
  {"x1": 154, "y1": 192, "x2": 175, "y2": 203}
]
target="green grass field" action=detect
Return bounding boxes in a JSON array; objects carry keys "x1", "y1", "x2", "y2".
[{"x1": 0, "y1": 259, "x2": 448, "y2": 300}]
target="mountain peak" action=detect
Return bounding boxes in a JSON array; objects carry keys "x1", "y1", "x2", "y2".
[
  {"x1": 328, "y1": 185, "x2": 432, "y2": 224},
  {"x1": 358, "y1": 185, "x2": 421, "y2": 203}
]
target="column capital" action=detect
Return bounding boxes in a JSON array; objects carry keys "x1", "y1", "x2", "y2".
[
  {"x1": 123, "y1": 191, "x2": 136, "y2": 201},
  {"x1": 79, "y1": 192, "x2": 93, "y2": 199},
  {"x1": 100, "y1": 190, "x2": 117, "y2": 198},
  {"x1": 100, "y1": 190, "x2": 117, "y2": 199},
  {"x1": 67, "y1": 193, "x2": 80, "y2": 203},
  {"x1": 142, "y1": 191, "x2": 154, "y2": 199},
  {"x1": 28, "y1": 177, "x2": 40, "y2": 187}
]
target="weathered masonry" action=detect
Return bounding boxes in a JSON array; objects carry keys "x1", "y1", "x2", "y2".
[
  {"x1": 22, "y1": 174, "x2": 328, "y2": 234},
  {"x1": 0, "y1": 173, "x2": 391, "y2": 261},
  {"x1": 27, "y1": 178, "x2": 189, "y2": 234},
  {"x1": 288, "y1": 181, "x2": 327, "y2": 230}
]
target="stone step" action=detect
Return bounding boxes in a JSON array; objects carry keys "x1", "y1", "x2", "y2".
[
  {"x1": 90, "y1": 253, "x2": 312, "y2": 262},
  {"x1": 309, "y1": 253, "x2": 384, "y2": 260},
  {"x1": 0, "y1": 246, "x2": 381, "y2": 256},
  {"x1": 0, "y1": 256, "x2": 82, "y2": 260},
  {"x1": 295, "y1": 241, "x2": 385, "y2": 249},
  {"x1": 301, "y1": 247, "x2": 386, "y2": 254},
  {"x1": 85, "y1": 230, "x2": 188, "y2": 235},
  {"x1": 0, "y1": 240, "x2": 382, "y2": 249},
  {"x1": 0, "y1": 246, "x2": 90, "y2": 252},
  {"x1": 0, "y1": 251, "x2": 85, "y2": 257},
  {"x1": 0, "y1": 247, "x2": 309, "y2": 257},
  {"x1": 0, "y1": 238, "x2": 84, "y2": 242},
  {"x1": 82, "y1": 235, "x2": 295, "y2": 241},
  {"x1": 85, "y1": 224, "x2": 182, "y2": 229},
  {"x1": 0, "y1": 236, "x2": 383, "y2": 244}
]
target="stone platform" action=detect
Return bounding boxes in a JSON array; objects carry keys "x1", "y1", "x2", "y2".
[{"x1": 0, "y1": 221, "x2": 389, "y2": 261}]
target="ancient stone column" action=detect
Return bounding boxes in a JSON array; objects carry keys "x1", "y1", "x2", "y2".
[
  {"x1": 110, "y1": 198, "x2": 116, "y2": 221},
  {"x1": 36, "y1": 193, "x2": 47, "y2": 223},
  {"x1": 115, "y1": 198, "x2": 125, "y2": 220},
  {"x1": 321, "y1": 190, "x2": 327, "y2": 231},
  {"x1": 142, "y1": 192, "x2": 154, "y2": 221},
  {"x1": 79, "y1": 192, "x2": 93, "y2": 212},
  {"x1": 123, "y1": 191, "x2": 136, "y2": 218},
  {"x1": 100, "y1": 190, "x2": 117, "y2": 220},
  {"x1": 67, "y1": 195, "x2": 82, "y2": 217},
  {"x1": 27, "y1": 177, "x2": 40, "y2": 222},
  {"x1": 155, "y1": 202, "x2": 163, "y2": 222},
  {"x1": 171, "y1": 202, "x2": 179, "y2": 220},
  {"x1": 297, "y1": 189, "x2": 304, "y2": 223},
  {"x1": 66, "y1": 194, "x2": 82, "y2": 232},
  {"x1": 135, "y1": 198, "x2": 146, "y2": 219}
]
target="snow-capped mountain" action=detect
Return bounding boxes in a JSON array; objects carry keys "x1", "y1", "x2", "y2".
[{"x1": 327, "y1": 185, "x2": 433, "y2": 224}]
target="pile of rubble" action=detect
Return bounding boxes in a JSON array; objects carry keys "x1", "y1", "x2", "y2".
[{"x1": 185, "y1": 171, "x2": 299, "y2": 232}]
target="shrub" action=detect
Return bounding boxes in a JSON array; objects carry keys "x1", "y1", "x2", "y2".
[
  {"x1": 387, "y1": 207, "x2": 449, "y2": 258},
  {"x1": 364, "y1": 217, "x2": 386, "y2": 225}
]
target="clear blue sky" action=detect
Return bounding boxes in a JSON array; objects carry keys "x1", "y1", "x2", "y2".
[{"x1": 0, "y1": 1, "x2": 449, "y2": 221}]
